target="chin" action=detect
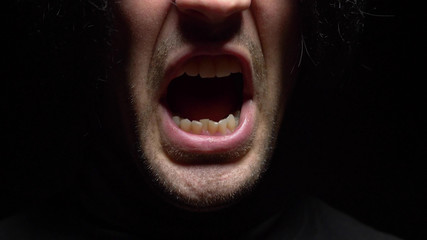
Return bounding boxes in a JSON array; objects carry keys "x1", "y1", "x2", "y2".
[
  {"x1": 134, "y1": 108, "x2": 277, "y2": 211},
  {"x1": 142, "y1": 147, "x2": 269, "y2": 211}
]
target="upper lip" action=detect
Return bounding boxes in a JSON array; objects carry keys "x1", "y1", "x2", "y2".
[{"x1": 159, "y1": 45, "x2": 254, "y2": 101}]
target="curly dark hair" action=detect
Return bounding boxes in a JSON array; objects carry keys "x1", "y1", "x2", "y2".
[{"x1": 301, "y1": 0, "x2": 366, "y2": 64}]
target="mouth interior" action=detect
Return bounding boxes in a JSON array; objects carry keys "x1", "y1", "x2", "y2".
[{"x1": 166, "y1": 73, "x2": 243, "y2": 122}]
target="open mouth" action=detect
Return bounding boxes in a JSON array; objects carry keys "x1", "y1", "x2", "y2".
[
  {"x1": 159, "y1": 53, "x2": 256, "y2": 154},
  {"x1": 166, "y1": 56, "x2": 243, "y2": 135}
]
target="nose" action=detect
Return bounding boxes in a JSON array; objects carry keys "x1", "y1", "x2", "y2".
[{"x1": 174, "y1": 0, "x2": 251, "y2": 23}]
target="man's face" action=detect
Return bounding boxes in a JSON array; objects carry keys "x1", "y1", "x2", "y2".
[{"x1": 113, "y1": 0, "x2": 300, "y2": 209}]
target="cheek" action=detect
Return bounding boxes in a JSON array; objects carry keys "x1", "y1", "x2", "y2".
[
  {"x1": 118, "y1": 0, "x2": 169, "y2": 36},
  {"x1": 115, "y1": 0, "x2": 172, "y2": 74},
  {"x1": 252, "y1": 0, "x2": 300, "y2": 117},
  {"x1": 253, "y1": 0, "x2": 300, "y2": 64}
]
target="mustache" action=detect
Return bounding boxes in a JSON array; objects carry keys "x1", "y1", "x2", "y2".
[{"x1": 146, "y1": 30, "x2": 265, "y2": 96}]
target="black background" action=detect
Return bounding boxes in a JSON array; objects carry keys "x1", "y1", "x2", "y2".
[
  {"x1": 298, "y1": 1, "x2": 425, "y2": 239},
  {"x1": 1, "y1": 0, "x2": 425, "y2": 239}
]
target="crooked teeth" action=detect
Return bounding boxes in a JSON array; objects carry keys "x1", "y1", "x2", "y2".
[
  {"x1": 180, "y1": 56, "x2": 241, "y2": 78},
  {"x1": 173, "y1": 114, "x2": 240, "y2": 135},
  {"x1": 191, "y1": 120, "x2": 203, "y2": 134},
  {"x1": 208, "y1": 120, "x2": 219, "y2": 134},
  {"x1": 180, "y1": 119, "x2": 191, "y2": 132}
]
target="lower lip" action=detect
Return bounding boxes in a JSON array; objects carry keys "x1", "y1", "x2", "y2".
[{"x1": 159, "y1": 100, "x2": 256, "y2": 154}]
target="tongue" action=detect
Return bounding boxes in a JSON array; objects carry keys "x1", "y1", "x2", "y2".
[{"x1": 167, "y1": 74, "x2": 242, "y2": 122}]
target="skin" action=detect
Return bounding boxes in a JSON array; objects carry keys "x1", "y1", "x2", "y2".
[{"x1": 112, "y1": 0, "x2": 301, "y2": 210}]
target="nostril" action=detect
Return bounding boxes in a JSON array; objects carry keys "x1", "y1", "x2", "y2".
[{"x1": 174, "y1": 0, "x2": 251, "y2": 24}]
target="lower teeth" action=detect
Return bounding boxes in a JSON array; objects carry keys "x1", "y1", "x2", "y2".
[{"x1": 173, "y1": 113, "x2": 240, "y2": 135}]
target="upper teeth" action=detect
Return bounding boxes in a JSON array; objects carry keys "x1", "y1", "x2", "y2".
[{"x1": 178, "y1": 56, "x2": 241, "y2": 78}]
